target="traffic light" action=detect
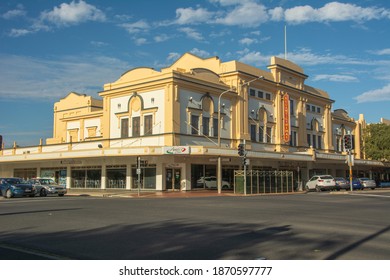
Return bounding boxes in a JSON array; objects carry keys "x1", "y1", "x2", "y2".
[
  {"x1": 237, "y1": 143, "x2": 245, "y2": 156},
  {"x1": 343, "y1": 134, "x2": 354, "y2": 151},
  {"x1": 243, "y1": 158, "x2": 249, "y2": 166}
]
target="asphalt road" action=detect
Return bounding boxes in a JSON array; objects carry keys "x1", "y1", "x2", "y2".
[{"x1": 1, "y1": 190, "x2": 390, "y2": 260}]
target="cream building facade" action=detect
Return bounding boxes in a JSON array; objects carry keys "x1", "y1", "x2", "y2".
[{"x1": 1, "y1": 53, "x2": 389, "y2": 191}]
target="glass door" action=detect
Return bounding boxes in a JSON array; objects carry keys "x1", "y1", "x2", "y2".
[{"x1": 166, "y1": 168, "x2": 181, "y2": 190}]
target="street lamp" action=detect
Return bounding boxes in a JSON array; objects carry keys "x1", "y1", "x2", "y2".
[{"x1": 216, "y1": 76, "x2": 264, "y2": 193}]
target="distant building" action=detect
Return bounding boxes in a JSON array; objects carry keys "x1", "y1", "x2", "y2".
[
  {"x1": 1, "y1": 53, "x2": 389, "y2": 190},
  {"x1": 381, "y1": 118, "x2": 390, "y2": 125}
]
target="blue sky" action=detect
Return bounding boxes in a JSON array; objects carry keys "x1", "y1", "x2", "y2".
[{"x1": 1, "y1": 0, "x2": 390, "y2": 147}]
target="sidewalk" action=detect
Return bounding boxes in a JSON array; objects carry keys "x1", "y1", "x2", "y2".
[
  {"x1": 66, "y1": 188, "x2": 238, "y2": 198},
  {"x1": 65, "y1": 188, "x2": 306, "y2": 199}
]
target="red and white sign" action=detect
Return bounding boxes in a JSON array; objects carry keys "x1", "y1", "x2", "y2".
[
  {"x1": 283, "y1": 93, "x2": 290, "y2": 143},
  {"x1": 163, "y1": 146, "x2": 190, "y2": 155}
]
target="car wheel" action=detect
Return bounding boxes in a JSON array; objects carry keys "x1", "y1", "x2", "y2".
[
  {"x1": 6, "y1": 189, "x2": 12, "y2": 198},
  {"x1": 58, "y1": 194, "x2": 64, "y2": 197},
  {"x1": 371, "y1": 188, "x2": 375, "y2": 190},
  {"x1": 315, "y1": 185, "x2": 321, "y2": 192},
  {"x1": 305, "y1": 185, "x2": 310, "y2": 192},
  {"x1": 40, "y1": 189, "x2": 47, "y2": 197}
]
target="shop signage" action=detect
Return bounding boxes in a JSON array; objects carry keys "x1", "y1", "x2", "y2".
[
  {"x1": 283, "y1": 93, "x2": 290, "y2": 143},
  {"x1": 163, "y1": 146, "x2": 190, "y2": 155}
]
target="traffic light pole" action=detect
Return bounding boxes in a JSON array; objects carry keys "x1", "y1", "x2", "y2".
[{"x1": 348, "y1": 149, "x2": 353, "y2": 192}]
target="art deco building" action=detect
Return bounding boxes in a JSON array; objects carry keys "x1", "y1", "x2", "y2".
[{"x1": 1, "y1": 53, "x2": 388, "y2": 191}]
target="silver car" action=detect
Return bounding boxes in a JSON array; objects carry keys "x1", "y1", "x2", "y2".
[
  {"x1": 28, "y1": 178, "x2": 67, "y2": 197},
  {"x1": 358, "y1": 178, "x2": 376, "y2": 190}
]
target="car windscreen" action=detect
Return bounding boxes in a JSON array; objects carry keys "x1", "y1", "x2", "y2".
[{"x1": 5, "y1": 178, "x2": 22, "y2": 184}]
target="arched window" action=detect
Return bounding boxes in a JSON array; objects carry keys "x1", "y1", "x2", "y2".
[{"x1": 307, "y1": 118, "x2": 322, "y2": 149}]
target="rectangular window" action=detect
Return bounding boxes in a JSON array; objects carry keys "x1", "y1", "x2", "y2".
[
  {"x1": 144, "y1": 115, "x2": 153, "y2": 135},
  {"x1": 259, "y1": 126, "x2": 264, "y2": 143},
  {"x1": 290, "y1": 99, "x2": 294, "y2": 115},
  {"x1": 265, "y1": 93, "x2": 271, "y2": 100},
  {"x1": 266, "y1": 127, "x2": 272, "y2": 143},
  {"x1": 132, "y1": 116, "x2": 140, "y2": 137},
  {"x1": 307, "y1": 134, "x2": 311, "y2": 146},
  {"x1": 306, "y1": 104, "x2": 310, "y2": 111},
  {"x1": 213, "y1": 118, "x2": 218, "y2": 137},
  {"x1": 311, "y1": 105, "x2": 316, "y2": 112},
  {"x1": 312, "y1": 134, "x2": 317, "y2": 148},
  {"x1": 336, "y1": 137, "x2": 341, "y2": 152},
  {"x1": 290, "y1": 131, "x2": 297, "y2": 146},
  {"x1": 257, "y1": 91, "x2": 264, "y2": 98},
  {"x1": 249, "y1": 89, "x2": 256, "y2": 96},
  {"x1": 191, "y1": 115, "x2": 199, "y2": 135},
  {"x1": 318, "y1": 135, "x2": 322, "y2": 149},
  {"x1": 250, "y1": 124, "x2": 256, "y2": 142},
  {"x1": 202, "y1": 116, "x2": 210, "y2": 136},
  {"x1": 120, "y1": 118, "x2": 129, "y2": 138},
  {"x1": 317, "y1": 107, "x2": 321, "y2": 114}
]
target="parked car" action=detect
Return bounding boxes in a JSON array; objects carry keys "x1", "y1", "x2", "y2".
[
  {"x1": 305, "y1": 175, "x2": 338, "y2": 192},
  {"x1": 358, "y1": 178, "x2": 376, "y2": 190},
  {"x1": 196, "y1": 176, "x2": 231, "y2": 189},
  {"x1": 335, "y1": 177, "x2": 349, "y2": 190},
  {"x1": 0, "y1": 178, "x2": 36, "y2": 198},
  {"x1": 28, "y1": 178, "x2": 67, "y2": 197},
  {"x1": 379, "y1": 181, "x2": 390, "y2": 188},
  {"x1": 346, "y1": 178, "x2": 364, "y2": 190}
]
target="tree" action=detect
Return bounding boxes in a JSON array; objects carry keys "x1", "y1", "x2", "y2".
[{"x1": 363, "y1": 123, "x2": 390, "y2": 161}]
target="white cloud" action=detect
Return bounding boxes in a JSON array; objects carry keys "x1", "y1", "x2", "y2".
[
  {"x1": 178, "y1": 27, "x2": 204, "y2": 41},
  {"x1": 167, "y1": 52, "x2": 181, "y2": 62},
  {"x1": 2, "y1": 4, "x2": 26, "y2": 19},
  {"x1": 268, "y1": 7, "x2": 284, "y2": 21},
  {"x1": 239, "y1": 38, "x2": 257, "y2": 45},
  {"x1": 5, "y1": 1, "x2": 106, "y2": 36},
  {"x1": 282, "y1": 2, "x2": 388, "y2": 24},
  {"x1": 215, "y1": 2, "x2": 269, "y2": 27},
  {"x1": 9, "y1": 28, "x2": 32, "y2": 37},
  {"x1": 120, "y1": 20, "x2": 150, "y2": 34},
  {"x1": 313, "y1": 74, "x2": 358, "y2": 82},
  {"x1": 209, "y1": 0, "x2": 253, "y2": 6},
  {"x1": 154, "y1": 34, "x2": 171, "y2": 42},
  {"x1": 371, "y1": 48, "x2": 390, "y2": 55},
  {"x1": 40, "y1": 0, "x2": 106, "y2": 26},
  {"x1": 189, "y1": 48, "x2": 210, "y2": 58},
  {"x1": 175, "y1": 7, "x2": 214, "y2": 25},
  {"x1": 238, "y1": 50, "x2": 269, "y2": 66},
  {"x1": 134, "y1": 38, "x2": 148, "y2": 46},
  {"x1": 355, "y1": 84, "x2": 390, "y2": 103}
]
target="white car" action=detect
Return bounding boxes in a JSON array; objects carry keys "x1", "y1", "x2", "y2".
[
  {"x1": 305, "y1": 175, "x2": 337, "y2": 192},
  {"x1": 358, "y1": 178, "x2": 376, "y2": 190},
  {"x1": 196, "y1": 176, "x2": 231, "y2": 189}
]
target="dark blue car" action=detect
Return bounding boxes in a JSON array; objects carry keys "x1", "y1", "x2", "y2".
[
  {"x1": 349, "y1": 178, "x2": 363, "y2": 190},
  {"x1": 0, "y1": 178, "x2": 35, "y2": 198}
]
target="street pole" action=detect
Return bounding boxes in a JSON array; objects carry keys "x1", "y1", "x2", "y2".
[
  {"x1": 217, "y1": 76, "x2": 263, "y2": 194},
  {"x1": 217, "y1": 88, "x2": 232, "y2": 194},
  {"x1": 137, "y1": 156, "x2": 141, "y2": 197},
  {"x1": 243, "y1": 139, "x2": 247, "y2": 195}
]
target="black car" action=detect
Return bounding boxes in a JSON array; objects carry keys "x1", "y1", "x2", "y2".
[{"x1": 0, "y1": 178, "x2": 35, "y2": 198}]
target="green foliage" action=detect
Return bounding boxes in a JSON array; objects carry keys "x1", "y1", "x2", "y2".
[{"x1": 363, "y1": 123, "x2": 390, "y2": 161}]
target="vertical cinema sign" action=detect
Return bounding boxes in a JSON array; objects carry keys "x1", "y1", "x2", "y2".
[{"x1": 283, "y1": 93, "x2": 290, "y2": 143}]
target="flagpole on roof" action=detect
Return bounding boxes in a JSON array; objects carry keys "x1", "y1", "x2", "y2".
[{"x1": 284, "y1": 25, "x2": 287, "y2": 60}]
